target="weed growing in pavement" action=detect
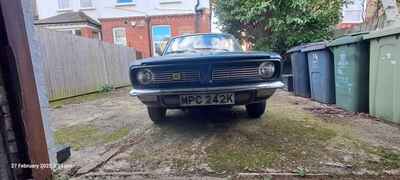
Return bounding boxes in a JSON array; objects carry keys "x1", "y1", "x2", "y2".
[
  {"x1": 98, "y1": 84, "x2": 114, "y2": 93},
  {"x1": 296, "y1": 167, "x2": 306, "y2": 177}
]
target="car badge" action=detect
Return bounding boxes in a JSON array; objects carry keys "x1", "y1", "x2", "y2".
[{"x1": 172, "y1": 73, "x2": 182, "y2": 80}]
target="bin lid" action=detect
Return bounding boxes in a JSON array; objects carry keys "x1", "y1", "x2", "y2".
[
  {"x1": 364, "y1": 26, "x2": 400, "y2": 40},
  {"x1": 328, "y1": 32, "x2": 369, "y2": 47},
  {"x1": 286, "y1": 44, "x2": 307, "y2": 53},
  {"x1": 300, "y1": 41, "x2": 329, "y2": 52}
]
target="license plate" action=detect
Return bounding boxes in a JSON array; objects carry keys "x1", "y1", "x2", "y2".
[{"x1": 180, "y1": 93, "x2": 235, "y2": 106}]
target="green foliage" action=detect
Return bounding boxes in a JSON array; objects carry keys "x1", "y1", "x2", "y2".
[
  {"x1": 296, "y1": 167, "x2": 306, "y2": 177},
  {"x1": 368, "y1": 147, "x2": 400, "y2": 169},
  {"x1": 214, "y1": 0, "x2": 345, "y2": 53},
  {"x1": 53, "y1": 170, "x2": 69, "y2": 180},
  {"x1": 55, "y1": 125, "x2": 129, "y2": 150},
  {"x1": 97, "y1": 84, "x2": 114, "y2": 93}
]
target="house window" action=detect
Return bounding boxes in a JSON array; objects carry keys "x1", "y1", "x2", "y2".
[
  {"x1": 80, "y1": 0, "x2": 94, "y2": 9},
  {"x1": 113, "y1": 28, "x2": 127, "y2": 46},
  {"x1": 152, "y1": 25, "x2": 171, "y2": 56},
  {"x1": 342, "y1": 0, "x2": 365, "y2": 23},
  {"x1": 59, "y1": 30, "x2": 74, "y2": 34},
  {"x1": 75, "y1": 30, "x2": 82, "y2": 36},
  {"x1": 58, "y1": 29, "x2": 81, "y2": 36},
  {"x1": 58, "y1": 0, "x2": 71, "y2": 10},
  {"x1": 92, "y1": 31, "x2": 101, "y2": 40},
  {"x1": 117, "y1": 0, "x2": 135, "y2": 5}
]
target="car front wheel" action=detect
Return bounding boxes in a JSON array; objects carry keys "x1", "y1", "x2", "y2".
[
  {"x1": 147, "y1": 107, "x2": 166, "y2": 123},
  {"x1": 246, "y1": 101, "x2": 266, "y2": 118}
]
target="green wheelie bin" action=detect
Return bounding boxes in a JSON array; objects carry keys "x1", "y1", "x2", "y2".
[
  {"x1": 364, "y1": 27, "x2": 400, "y2": 124},
  {"x1": 328, "y1": 32, "x2": 370, "y2": 112}
]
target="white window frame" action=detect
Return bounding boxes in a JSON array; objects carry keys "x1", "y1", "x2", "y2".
[
  {"x1": 116, "y1": 0, "x2": 136, "y2": 6},
  {"x1": 92, "y1": 31, "x2": 102, "y2": 40},
  {"x1": 58, "y1": 0, "x2": 72, "y2": 11},
  {"x1": 112, "y1": 27, "x2": 127, "y2": 46},
  {"x1": 151, "y1": 25, "x2": 171, "y2": 56},
  {"x1": 58, "y1": 29, "x2": 74, "y2": 34},
  {"x1": 57, "y1": 29, "x2": 81, "y2": 36},
  {"x1": 80, "y1": 0, "x2": 95, "y2": 10},
  {"x1": 342, "y1": 0, "x2": 366, "y2": 23}
]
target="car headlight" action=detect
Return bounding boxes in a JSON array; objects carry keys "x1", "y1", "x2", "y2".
[
  {"x1": 137, "y1": 69, "x2": 153, "y2": 85},
  {"x1": 258, "y1": 62, "x2": 275, "y2": 79}
]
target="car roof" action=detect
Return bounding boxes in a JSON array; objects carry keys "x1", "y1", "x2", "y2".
[{"x1": 170, "y1": 33, "x2": 235, "y2": 39}]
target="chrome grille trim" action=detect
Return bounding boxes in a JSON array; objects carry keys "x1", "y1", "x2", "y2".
[
  {"x1": 152, "y1": 70, "x2": 200, "y2": 84},
  {"x1": 212, "y1": 65, "x2": 261, "y2": 81}
]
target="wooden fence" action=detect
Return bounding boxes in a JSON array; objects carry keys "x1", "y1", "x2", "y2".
[{"x1": 37, "y1": 28, "x2": 137, "y2": 101}]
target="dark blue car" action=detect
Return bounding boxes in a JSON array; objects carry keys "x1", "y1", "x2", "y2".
[{"x1": 129, "y1": 33, "x2": 284, "y2": 123}]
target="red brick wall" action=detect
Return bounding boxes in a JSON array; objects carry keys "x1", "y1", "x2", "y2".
[
  {"x1": 336, "y1": 23, "x2": 359, "y2": 29},
  {"x1": 80, "y1": 27, "x2": 101, "y2": 39},
  {"x1": 100, "y1": 12, "x2": 211, "y2": 58},
  {"x1": 336, "y1": 0, "x2": 388, "y2": 30},
  {"x1": 81, "y1": 27, "x2": 93, "y2": 38}
]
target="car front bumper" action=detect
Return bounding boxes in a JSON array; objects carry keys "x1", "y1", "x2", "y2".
[
  {"x1": 129, "y1": 81, "x2": 284, "y2": 107},
  {"x1": 130, "y1": 81, "x2": 284, "y2": 96}
]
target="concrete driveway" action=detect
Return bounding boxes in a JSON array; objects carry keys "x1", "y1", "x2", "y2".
[{"x1": 50, "y1": 88, "x2": 400, "y2": 180}]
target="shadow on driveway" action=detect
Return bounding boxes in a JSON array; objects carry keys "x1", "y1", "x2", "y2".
[{"x1": 157, "y1": 106, "x2": 254, "y2": 135}]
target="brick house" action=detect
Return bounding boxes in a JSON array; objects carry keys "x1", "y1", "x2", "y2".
[
  {"x1": 101, "y1": 12, "x2": 210, "y2": 57},
  {"x1": 337, "y1": 0, "x2": 400, "y2": 29},
  {"x1": 337, "y1": 0, "x2": 369, "y2": 29},
  {"x1": 35, "y1": 11, "x2": 102, "y2": 39},
  {"x1": 35, "y1": 0, "x2": 211, "y2": 57}
]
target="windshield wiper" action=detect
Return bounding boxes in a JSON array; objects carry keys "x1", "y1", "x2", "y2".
[
  {"x1": 192, "y1": 48, "x2": 230, "y2": 52},
  {"x1": 165, "y1": 48, "x2": 230, "y2": 55},
  {"x1": 165, "y1": 50, "x2": 196, "y2": 55}
]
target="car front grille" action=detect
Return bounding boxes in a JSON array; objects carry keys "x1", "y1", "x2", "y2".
[
  {"x1": 146, "y1": 62, "x2": 267, "y2": 85},
  {"x1": 152, "y1": 70, "x2": 201, "y2": 84},
  {"x1": 212, "y1": 64, "x2": 261, "y2": 82}
]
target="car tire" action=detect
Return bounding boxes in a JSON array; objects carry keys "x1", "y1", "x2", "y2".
[
  {"x1": 246, "y1": 101, "x2": 266, "y2": 118},
  {"x1": 147, "y1": 107, "x2": 166, "y2": 123}
]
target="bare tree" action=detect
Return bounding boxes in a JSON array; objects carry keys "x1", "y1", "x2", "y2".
[{"x1": 381, "y1": 0, "x2": 400, "y2": 26}]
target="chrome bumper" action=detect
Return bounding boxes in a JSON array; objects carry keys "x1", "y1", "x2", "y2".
[{"x1": 129, "y1": 81, "x2": 284, "y2": 97}]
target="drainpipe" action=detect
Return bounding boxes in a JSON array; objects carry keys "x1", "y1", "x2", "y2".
[
  {"x1": 209, "y1": 0, "x2": 212, "y2": 32},
  {"x1": 145, "y1": 15, "x2": 153, "y2": 57},
  {"x1": 195, "y1": 0, "x2": 201, "y2": 33}
]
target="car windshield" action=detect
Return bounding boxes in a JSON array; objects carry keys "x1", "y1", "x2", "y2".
[{"x1": 164, "y1": 34, "x2": 242, "y2": 55}]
